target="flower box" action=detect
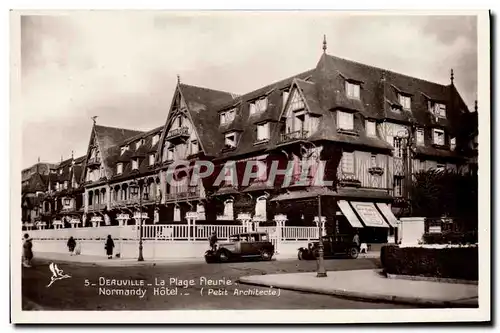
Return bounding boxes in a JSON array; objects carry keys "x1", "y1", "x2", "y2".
[{"x1": 368, "y1": 166, "x2": 384, "y2": 176}]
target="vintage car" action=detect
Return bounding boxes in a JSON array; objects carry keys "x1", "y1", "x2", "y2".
[
  {"x1": 204, "y1": 232, "x2": 275, "y2": 263},
  {"x1": 297, "y1": 234, "x2": 360, "y2": 260}
]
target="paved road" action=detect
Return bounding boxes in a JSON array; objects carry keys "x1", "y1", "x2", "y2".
[{"x1": 22, "y1": 257, "x2": 412, "y2": 310}]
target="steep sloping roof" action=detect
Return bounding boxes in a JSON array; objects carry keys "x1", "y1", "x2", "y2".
[
  {"x1": 22, "y1": 172, "x2": 48, "y2": 194},
  {"x1": 178, "y1": 83, "x2": 235, "y2": 157},
  {"x1": 92, "y1": 125, "x2": 145, "y2": 179}
]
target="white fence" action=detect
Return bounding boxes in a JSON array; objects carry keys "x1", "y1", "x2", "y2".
[{"x1": 25, "y1": 224, "x2": 318, "y2": 242}]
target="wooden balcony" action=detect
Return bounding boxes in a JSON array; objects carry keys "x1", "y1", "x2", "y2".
[
  {"x1": 88, "y1": 203, "x2": 107, "y2": 211},
  {"x1": 165, "y1": 186, "x2": 201, "y2": 202},
  {"x1": 279, "y1": 130, "x2": 309, "y2": 144},
  {"x1": 86, "y1": 157, "x2": 101, "y2": 168},
  {"x1": 165, "y1": 127, "x2": 190, "y2": 143}
]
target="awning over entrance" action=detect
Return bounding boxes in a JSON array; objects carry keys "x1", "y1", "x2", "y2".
[
  {"x1": 376, "y1": 203, "x2": 398, "y2": 227},
  {"x1": 338, "y1": 200, "x2": 364, "y2": 228},
  {"x1": 350, "y1": 201, "x2": 390, "y2": 228}
]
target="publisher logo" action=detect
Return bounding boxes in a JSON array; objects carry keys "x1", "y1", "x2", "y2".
[{"x1": 46, "y1": 262, "x2": 71, "y2": 288}]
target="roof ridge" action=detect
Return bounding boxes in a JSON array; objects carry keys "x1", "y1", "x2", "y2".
[
  {"x1": 94, "y1": 124, "x2": 144, "y2": 133},
  {"x1": 326, "y1": 54, "x2": 450, "y2": 88},
  {"x1": 180, "y1": 83, "x2": 235, "y2": 97},
  {"x1": 121, "y1": 125, "x2": 164, "y2": 144}
]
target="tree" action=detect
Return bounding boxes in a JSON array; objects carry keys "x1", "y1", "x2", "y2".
[{"x1": 410, "y1": 168, "x2": 478, "y2": 231}]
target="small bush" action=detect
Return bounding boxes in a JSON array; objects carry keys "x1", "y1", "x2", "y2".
[
  {"x1": 422, "y1": 231, "x2": 478, "y2": 245},
  {"x1": 380, "y1": 245, "x2": 478, "y2": 281}
]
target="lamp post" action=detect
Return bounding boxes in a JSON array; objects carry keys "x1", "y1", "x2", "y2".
[
  {"x1": 396, "y1": 127, "x2": 415, "y2": 216},
  {"x1": 316, "y1": 194, "x2": 327, "y2": 277},
  {"x1": 130, "y1": 180, "x2": 144, "y2": 262}
]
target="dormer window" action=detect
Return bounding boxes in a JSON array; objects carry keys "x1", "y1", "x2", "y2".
[
  {"x1": 59, "y1": 169, "x2": 63, "y2": 175},
  {"x1": 450, "y1": 137, "x2": 456, "y2": 151},
  {"x1": 282, "y1": 89, "x2": 290, "y2": 108},
  {"x1": 433, "y1": 129, "x2": 445, "y2": 146},
  {"x1": 399, "y1": 94, "x2": 411, "y2": 110},
  {"x1": 249, "y1": 97, "x2": 268, "y2": 115},
  {"x1": 256, "y1": 122, "x2": 270, "y2": 142},
  {"x1": 366, "y1": 120, "x2": 376, "y2": 137},
  {"x1": 337, "y1": 111, "x2": 354, "y2": 131},
  {"x1": 116, "y1": 163, "x2": 123, "y2": 175},
  {"x1": 152, "y1": 134, "x2": 159, "y2": 146},
  {"x1": 64, "y1": 181, "x2": 68, "y2": 189},
  {"x1": 416, "y1": 128, "x2": 425, "y2": 145},
  {"x1": 220, "y1": 108, "x2": 236, "y2": 125},
  {"x1": 345, "y1": 81, "x2": 360, "y2": 99},
  {"x1": 224, "y1": 132, "x2": 238, "y2": 149},
  {"x1": 120, "y1": 145, "x2": 129, "y2": 155},
  {"x1": 132, "y1": 158, "x2": 139, "y2": 170},
  {"x1": 433, "y1": 103, "x2": 447, "y2": 118},
  {"x1": 136, "y1": 139, "x2": 145, "y2": 149},
  {"x1": 149, "y1": 154, "x2": 155, "y2": 166}
]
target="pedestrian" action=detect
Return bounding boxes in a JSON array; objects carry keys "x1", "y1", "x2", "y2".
[
  {"x1": 353, "y1": 230, "x2": 360, "y2": 248},
  {"x1": 105, "y1": 235, "x2": 115, "y2": 259},
  {"x1": 22, "y1": 233, "x2": 33, "y2": 268},
  {"x1": 67, "y1": 236, "x2": 76, "y2": 256},
  {"x1": 209, "y1": 230, "x2": 218, "y2": 251}
]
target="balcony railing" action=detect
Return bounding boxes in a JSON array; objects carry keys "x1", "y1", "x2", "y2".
[
  {"x1": 88, "y1": 203, "x2": 107, "y2": 211},
  {"x1": 279, "y1": 130, "x2": 309, "y2": 144},
  {"x1": 166, "y1": 127, "x2": 189, "y2": 141},
  {"x1": 87, "y1": 157, "x2": 101, "y2": 167},
  {"x1": 165, "y1": 186, "x2": 200, "y2": 202}
]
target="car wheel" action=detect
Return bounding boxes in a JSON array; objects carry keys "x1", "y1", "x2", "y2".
[
  {"x1": 218, "y1": 250, "x2": 230, "y2": 262},
  {"x1": 260, "y1": 249, "x2": 272, "y2": 261},
  {"x1": 348, "y1": 247, "x2": 359, "y2": 259}
]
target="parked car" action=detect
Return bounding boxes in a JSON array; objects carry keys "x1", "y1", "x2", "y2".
[
  {"x1": 205, "y1": 232, "x2": 275, "y2": 263},
  {"x1": 297, "y1": 234, "x2": 360, "y2": 260}
]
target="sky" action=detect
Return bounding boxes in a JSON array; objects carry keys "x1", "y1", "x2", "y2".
[{"x1": 19, "y1": 12, "x2": 478, "y2": 169}]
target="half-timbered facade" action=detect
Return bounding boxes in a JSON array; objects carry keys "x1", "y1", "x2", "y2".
[{"x1": 22, "y1": 44, "x2": 478, "y2": 244}]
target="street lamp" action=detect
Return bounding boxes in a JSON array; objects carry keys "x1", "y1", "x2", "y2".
[
  {"x1": 316, "y1": 194, "x2": 327, "y2": 277},
  {"x1": 130, "y1": 180, "x2": 144, "y2": 262},
  {"x1": 395, "y1": 127, "x2": 415, "y2": 216},
  {"x1": 299, "y1": 140, "x2": 327, "y2": 278}
]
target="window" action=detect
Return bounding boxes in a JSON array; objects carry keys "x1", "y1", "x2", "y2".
[
  {"x1": 394, "y1": 177, "x2": 403, "y2": 197},
  {"x1": 219, "y1": 112, "x2": 226, "y2": 124},
  {"x1": 370, "y1": 155, "x2": 377, "y2": 167},
  {"x1": 120, "y1": 145, "x2": 129, "y2": 155},
  {"x1": 450, "y1": 137, "x2": 456, "y2": 151},
  {"x1": 345, "y1": 81, "x2": 360, "y2": 99},
  {"x1": 149, "y1": 154, "x2": 155, "y2": 166},
  {"x1": 256, "y1": 123, "x2": 270, "y2": 142},
  {"x1": 116, "y1": 163, "x2": 123, "y2": 175},
  {"x1": 433, "y1": 129, "x2": 445, "y2": 145},
  {"x1": 366, "y1": 120, "x2": 376, "y2": 137},
  {"x1": 337, "y1": 111, "x2": 354, "y2": 130},
  {"x1": 399, "y1": 94, "x2": 411, "y2": 110},
  {"x1": 59, "y1": 169, "x2": 63, "y2": 175},
  {"x1": 152, "y1": 134, "x2": 159, "y2": 146},
  {"x1": 416, "y1": 128, "x2": 425, "y2": 145},
  {"x1": 64, "y1": 181, "x2": 68, "y2": 189},
  {"x1": 190, "y1": 140, "x2": 199, "y2": 155},
  {"x1": 220, "y1": 108, "x2": 236, "y2": 124},
  {"x1": 132, "y1": 158, "x2": 139, "y2": 170},
  {"x1": 135, "y1": 139, "x2": 144, "y2": 149},
  {"x1": 282, "y1": 90, "x2": 290, "y2": 108},
  {"x1": 225, "y1": 133, "x2": 238, "y2": 148},
  {"x1": 250, "y1": 97, "x2": 268, "y2": 114},
  {"x1": 167, "y1": 147, "x2": 174, "y2": 161},
  {"x1": 434, "y1": 103, "x2": 447, "y2": 118},
  {"x1": 393, "y1": 137, "x2": 403, "y2": 158},
  {"x1": 341, "y1": 152, "x2": 354, "y2": 174}
]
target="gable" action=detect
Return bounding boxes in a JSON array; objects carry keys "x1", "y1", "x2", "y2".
[{"x1": 284, "y1": 86, "x2": 306, "y2": 118}]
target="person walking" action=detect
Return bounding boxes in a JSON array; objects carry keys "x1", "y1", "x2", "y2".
[
  {"x1": 209, "y1": 231, "x2": 218, "y2": 251},
  {"x1": 105, "y1": 235, "x2": 115, "y2": 259},
  {"x1": 67, "y1": 236, "x2": 76, "y2": 256},
  {"x1": 353, "y1": 231, "x2": 360, "y2": 248},
  {"x1": 22, "y1": 233, "x2": 33, "y2": 268}
]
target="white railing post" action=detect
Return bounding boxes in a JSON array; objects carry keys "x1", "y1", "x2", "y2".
[
  {"x1": 252, "y1": 216, "x2": 265, "y2": 232},
  {"x1": 237, "y1": 213, "x2": 252, "y2": 232},
  {"x1": 273, "y1": 214, "x2": 288, "y2": 253},
  {"x1": 186, "y1": 212, "x2": 198, "y2": 241}
]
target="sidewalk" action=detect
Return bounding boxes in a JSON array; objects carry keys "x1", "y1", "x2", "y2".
[
  {"x1": 238, "y1": 269, "x2": 478, "y2": 307},
  {"x1": 33, "y1": 252, "x2": 205, "y2": 266}
]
